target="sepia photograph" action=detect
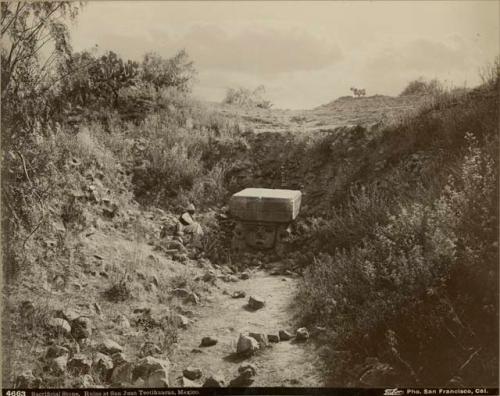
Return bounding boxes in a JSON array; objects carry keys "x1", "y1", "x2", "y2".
[{"x1": 1, "y1": 1, "x2": 499, "y2": 394}]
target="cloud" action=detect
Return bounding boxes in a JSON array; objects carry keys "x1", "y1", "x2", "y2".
[{"x1": 91, "y1": 24, "x2": 343, "y2": 76}]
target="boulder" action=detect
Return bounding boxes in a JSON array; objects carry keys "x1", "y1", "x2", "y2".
[
  {"x1": 183, "y1": 367, "x2": 202, "y2": 380},
  {"x1": 115, "y1": 314, "x2": 131, "y2": 329},
  {"x1": 267, "y1": 334, "x2": 280, "y2": 343},
  {"x1": 200, "y1": 336, "x2": 218, "y2": 347},
  {"x1": 239, "y1": 272, "x2": 250, "y2": 280},
  {"x1": 203, "y1": 375, "x2": 226, "y2": 387},
  {"x1": 72, "y1": 374, "x2": 94, "y2": 388},
  {"x1": 56, "y1": 308, "x2": 80, "y2": 322},
  {"x1": 296, "y1": 327, "x2": 310, "y2": 341},
  {"x1": 238, "y1": 363, "x2": 257, "y2": 376},
  {"x1": 99, "y1": 338, "x2": 124, "y2": 355},
  {"x1": 278, "y1": 330, "x2": 293, "y2": 341},
  {"x1": 140, "y1": 342, "x2": 162, "y2": 357},
  {"x1": 229, "y1": 365, "x2": 256, "y2": 387},
  {"x1": 236, "y1": 334, "x2": 259, "y2": 355},
  {"x1": 45, "y1": 345, "x2": 69, "y2": 360},
  {"x1": 248, "y1": 332, "x2": 269, "y2": 347},
  {"x1": 110, "y1": 362, "x2": 134, "y2": 384},
  {"x1": 47, "y1": 317, "x2": 71, "y2": 335},
  {"x1": 133, "y1": 356, "x2": 171, "y2": 387},
  {"x1": 248, "y1": 296, "x2": 265, "y2": 310},
  {"x1": 67, "y1": 354, "x2": 92, "y2": 375},
  {"x1": 50, "y1": 355, "x2": 68, "y2": 374},
  {"x1": 71, "y1": 317, "x2": 92, "y2": 340},
  {"x1": 93, "y1": 352, "x2": 114, "y2": 377},
  {"x1": 15, "y1": 371, "x2": 40, "y2": 388}
]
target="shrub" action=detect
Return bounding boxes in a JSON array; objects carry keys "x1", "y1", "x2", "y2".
[
  {"x1": 223, "y1": 85, "x2": 273, "y2": 109},
  {"x1": 400, "y1": 78, "x2": 444, "y2": 96}
]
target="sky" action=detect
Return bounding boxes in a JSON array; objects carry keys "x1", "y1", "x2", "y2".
[{"x1": 70, "y1": 1, "x2": 499, "y2": 109}]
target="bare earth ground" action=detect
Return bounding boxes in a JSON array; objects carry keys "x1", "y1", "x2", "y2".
[{"x1": 169, "y1": 270, "x2": 328, "y2": 387}]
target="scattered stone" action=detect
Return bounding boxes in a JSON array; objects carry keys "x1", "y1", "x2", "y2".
[
  {"x1": 267, "y1": 334, "x2": 280, "y2": 343},
  {"x1": 188, "y1": 292, "x2": 201, "y2": 305},
  {"x1": 249, "y1": 332, "x2": 269, "y2": 347},
  {"x1": 175, "y1": 313, "x2": 190, "y2": 329},
  {"x1": 72, "y1": 373, "x2": 94, "y2": 387},
  {"x1": 140, "y1": 342, "x2": 162, "y2": 357},
  {"x1": 229, "y1": 365, "x2": 256, "y2": 387},
  {"x1": 67, "y1": 354, "x2": 92, "y2": 375},
  {"x1": 99, "y1": 338, "x2": 124, "y2": 355},
  {"x1": 296, "y1": 327, "x2": 310, "y2": 341},
  {"x1": 238, "y1": 364, "x2": 257, "y2": 376},
  {"x1": 248, "y1": 296, "x2": 265, "y2": 310},
  {"x1": 203, "y1": 375, "x2": 226, "y2": 387},
  {"x1": 114, "y1": 314, "x2": 131, "y2": 329},
  {"x1": 56, "y1": 308, "x2": 80, "y2": 322},
  {"x1": 15, "y1": 371, "x2": 40, "y2": 388},
  {"x1": 93, "y1": 352, "x2": 114, "y2": 377},
  {"x1": 183, "y1": 367, "x2": 202, "y2": 380},
  {"x1": 45, "y1": 345, "x2": 69, "y2": 360},
  {"x1": 200, "y1": 336, "x2": 218, "y2": 347},
  {"x1": 236, "y1": 334, "x2": 259, "y2": 355},
  {"x1": 202, "y1": 271, "x2": 217, "y2": 283},
  {"x1": 71, "y1": 317, "x2": 92, "y2": 340},
  {"x1": 151, "y1": 275, "x2": 160, "y2": 287},
  {"x1": 50, "y1": 355, "x2": 68, "y2": 374},
  {"x1": 191, "y1": 348, "x2": 203, "y2": 354},
  {"x1": 231, "y1": 290, "x2": 246, "y2": 299},
  {"x1": 47, "y1": 317, "x2": 71, "y2": 335},
  {"x1": 278, "y1": 330, "x2": 293, "y2": 341},
  {"x1": 239, "y1": 272, "x2": 250, "y2": 280},
  {"x1": 110, "y1": 362, "x2": 134, "y2": 384},
  {"x1": 133, "y1": 356, "x2": 171, "y2": 387},
  {"x1": 227, "y1": 275, "x2": 239, "y2": 282}
]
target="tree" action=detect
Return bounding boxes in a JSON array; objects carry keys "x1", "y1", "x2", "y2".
[
  {"x1": 141, "y1": 49, "x2": 196, "y2": 92},
  {"x1": 1, "y1": 2, "x2": 83, "y2": 132}
]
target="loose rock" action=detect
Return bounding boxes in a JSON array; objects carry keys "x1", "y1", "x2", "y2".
[
  {"x1": 268, "y1": 334, "x2": 280, "y2": 343},
  {"x1": 50, "y1": 355, "x2": 68, "y2": 374},
  {"x1": 183, "y1": 367, "x2": 202, "y2": 380},
  {"x1": 99, "y1": 338, "x2": 124, "y2": 355},
  {"x1": 114, "y1": 314, "x2": 131, "y2": 329},
  {"x1": 231, "y1": 291, "x2": 246, "y2": 299},
  {"x1": 203, "y1": 375, "x2": 226, "y2": 387},
  {"x1": 239, "y1": 272, "x2": 250, "y2": 280},
  {"x1": 296, "y1": 327, "x2": 310, "y2": 341},
  {"x1": 236, "y1": 334, "x2": 259, "y2": 355},
  {"x1": 278, "y1": 330, "x2": 293, "y2": 341},
  {"x1": 45, "y1": 345, "x2": 69, "y2": 360},
  {"x1": 200, "y1": 336, "x2": 218, "y2": 347},
  {"x1": 71, "y1": 317, "x2": 92, "y2": 340},
  {"x1": 48, "y1": 317, "x2": 71, "y2": 335},
  {"x1": 249, "y1": 332, "x2": 269, "y2": 347},
  {"x1": 247, "y1": 296, "x2": 265, "y2": 310},
  {"x1": 67, "y1": 354, "x2": 92, "y2": 375},
  {"x1": 133, "y1": 356, "x2": 171, "y2": 387}
]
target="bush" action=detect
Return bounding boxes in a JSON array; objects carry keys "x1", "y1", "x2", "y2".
[
  {"x1": 400, "y1": 78, "x2": 444, "y2": 96},
  {"x1": 223, "y1": 85, "x2": 273, "y2": 109},
  {"x1": 298, "y1": 131, "x2": 498, "y2": 385}
]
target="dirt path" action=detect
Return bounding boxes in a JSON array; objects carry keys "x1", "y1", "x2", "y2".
[{"x1": 169, "y1": 270, "x2": 327, "y2": 386}]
